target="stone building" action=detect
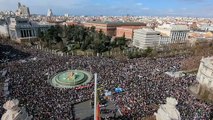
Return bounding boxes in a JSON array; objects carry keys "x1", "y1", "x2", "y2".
[
  {"x1": 155, "y1": 24, "x2": 189, "y2": 43},
  {"x1": 83, "y1": 22, "x2": 146, "y2": 37},
  {"x1": 132, "y1": 28, "x2": 160, "y2": 49},
  {"x1": 0, "y1": 19, "x2": 9, "y2": 37},
  {"x1": 116, "y1": 26, "x2": 144, "y2": 40},
  {"x1": 190, "y1": 56, "x2": 213, "y2": 101},
  {"x1": 8, "y1": 17, "x2": 51, "y2": 43}
]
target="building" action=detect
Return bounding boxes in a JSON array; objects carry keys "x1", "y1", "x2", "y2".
[
  {"x1": 155, "y1": 24, "x2": 189, "y2": 43},
  {"x1": 196, "y1": 57, "x2": 213, "y2": 90},
  {"x1": 187, "y1": 31, "x2": 213, "y2": 45},
  {"x1": 132, "y1": 28, "x2": 160, "y2": 49},
  {"x1": 83, "y1": 22, "x2": 146, "y2": 37},
  {"x1": 116, "y1": 26, "x2": 144, "y2": 40},
  {"x1": 47, "y1": 9, "x2": 53, "y2": 17},
  {"x1": 63, "y1": 21, "x2": 81, "y2": 26},
  {"x1": 64, "y1": 13, "x2": 69, "y2": 17},
  {"x1": 15, "y1": 2, "x2": 30, "y2": 17},
  {"x1": 190, "y1": 56, "x2": 213, "y2": 101},
  {"x1": 0, "y1": 19, "x2": 9, "y2": 37},
  {"x1": 8, "y1": 17, "x2": 51, "y2": 43},
  {"x1": 199, "y1": 24, "x2": 213, "y2": 32}
]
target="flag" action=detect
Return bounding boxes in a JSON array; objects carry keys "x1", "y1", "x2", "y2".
[{"x1": 96, "y1": 103, "x2": 101, "y2": 120}]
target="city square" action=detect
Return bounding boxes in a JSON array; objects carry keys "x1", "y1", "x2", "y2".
[
  {"x1": 0, "y1": 39, "x2": 213, "y2": 119},
  {"x1": 0, "y1": 1, "x2": 213, "y2": 120}
]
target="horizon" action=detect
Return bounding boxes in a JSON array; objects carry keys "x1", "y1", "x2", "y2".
[{"x1": 0, "y1": 0, "x2": 213, "y2": 18}]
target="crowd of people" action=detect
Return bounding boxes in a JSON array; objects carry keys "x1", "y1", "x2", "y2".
[{"x1": 0, "y1": 40, "x2": 212, "y2": 120}]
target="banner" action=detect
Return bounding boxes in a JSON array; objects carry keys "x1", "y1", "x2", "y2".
[{"x1": 75, "y1": 83, "x2": 94, "y2": 90}]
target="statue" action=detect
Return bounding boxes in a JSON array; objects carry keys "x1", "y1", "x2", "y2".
[
  {"x1": 67, "y1": 71, "x2": 76, "y2": 80},
  {"x1": 1, "y1": 99, "x2": 32, "y2": 120},
  {"x1": 154, "y1": 97, "x2": 181, "y2": 120}
]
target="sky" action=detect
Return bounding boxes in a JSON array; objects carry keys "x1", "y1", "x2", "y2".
[{"x1": 0, "y1": 0, "x2": 213, "y2": 17}]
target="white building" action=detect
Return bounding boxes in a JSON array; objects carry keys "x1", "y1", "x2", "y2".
[
  {"x1": 64, "y1": 13, "x2": 69, "y2": 17},
  {"x1": 155, "y1": 24, "x2": 189, "y2": 44},
  {"x1": 190, "y1": 56, "x2": 213, "y2": 101},
  {"x1": 199, "y1": 24, "x2": 213, "y2": 32},
  {"x1": 197, "y1": 57, "x2": 213, "y2": 90},
  {"x1": 133, "y1": 28, "x2": 160, "y2": 49},
  {"x1": 0, "y1": 19, "x2": 9, "y2": 37},
  {"x1": 47, "y1": 9, "x2": 53, "y2": 17},
  {"x1": 8, "y1": 17, "x2": 52, "y2": 43}
]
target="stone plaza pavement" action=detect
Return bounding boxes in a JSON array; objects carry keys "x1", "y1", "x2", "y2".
[{"x1": 74, "y1": 99, "x2": 122, "y2": 120}]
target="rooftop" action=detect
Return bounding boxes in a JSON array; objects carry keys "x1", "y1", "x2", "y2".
[
  {"x1": 85, "y1": 21, "x2": 146, "y2": 26},
  {"x1": 171, "y1": 25, "x2": 189, "y2": 31},
  {"x1": 157, "y1": 24, "x2": 189, "y2": 31},
  {"x1": 117, "y1": 26, "x2": 144, "y2": 29},
  {"x1": 135, "y1": 28, "x2": 160, "y2": 34}
]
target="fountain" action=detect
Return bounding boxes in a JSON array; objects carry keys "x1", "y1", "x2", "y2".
[{"x1": 49, "y1": 70, "x2": 93, "y2": 88}]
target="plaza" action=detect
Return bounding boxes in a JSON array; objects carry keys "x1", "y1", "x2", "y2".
[{"x1": 0, "y1": 40, "x2": 212, "y2": 119}]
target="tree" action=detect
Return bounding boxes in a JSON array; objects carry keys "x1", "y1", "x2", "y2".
[
  {"x1": 90, "y1": 26, "x2": 96, "y2": 32},
  {"x1": 115, "y1": 35, "x2": 127, "y2": 50},
  {"x1": 37, "y1": 28, "x2": 45, "y2": 46},
  {"x1": 40, "y1": 25, "x2": 121, "y2": 54},
  {"x1": 144, "y1": 47, "x2": 153, "y2": 54}
]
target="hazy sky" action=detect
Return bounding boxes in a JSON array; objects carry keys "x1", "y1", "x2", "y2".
[{"x1": 0, "y1": 0, "x2": 213, "y2": 17}]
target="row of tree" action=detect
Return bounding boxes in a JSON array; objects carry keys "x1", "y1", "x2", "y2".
[{"x1": 38, "y1": 25, "x2": 127, "y2": 54}]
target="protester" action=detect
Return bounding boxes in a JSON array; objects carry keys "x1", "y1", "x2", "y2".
[{"x1": 0, "y1": 40, "x2": 212, "y2": 120}]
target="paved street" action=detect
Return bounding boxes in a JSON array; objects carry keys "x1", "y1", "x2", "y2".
[
  {"x1": 74, "y1": 99, "x2": 122, "y2": 119},
  {"x1": 74, "y1": 100, "x2": 93, "y2": 120}
]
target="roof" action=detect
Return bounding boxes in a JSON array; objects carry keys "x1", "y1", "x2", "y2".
[
  {"x1": 134, "y1": 28, "x2": 160, "y2": 34},
  {"x1": 117, "y1": 26, "x2": 144, "y2": 29},
  {"x1": 157, "y1": 24, "x2": 189, "y2": 31},
  {"x1": 171, "y1": 25, "x2": 189, "y2": 31},
  {"x1": 85, "y1": 21, "x2": 146, "y2": 26}
]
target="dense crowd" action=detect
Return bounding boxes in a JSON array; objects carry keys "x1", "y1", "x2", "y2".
[{"x1": 0, "y1": 41, "x2": 212, "y2": 120}]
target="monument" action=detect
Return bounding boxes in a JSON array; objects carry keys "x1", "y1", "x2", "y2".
[
  {"x1": 1, "y1": 99, "x2": 32, "y2": 120},
  {"x1": 154, "y1": 97, "x2": 181, "y2": 120},
  {"x1": 190, "y1": 56, "x2": 213, "y2": 101},
  {"x1": 49, "y1": 70, "x2": 93, "y2": 88}
]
